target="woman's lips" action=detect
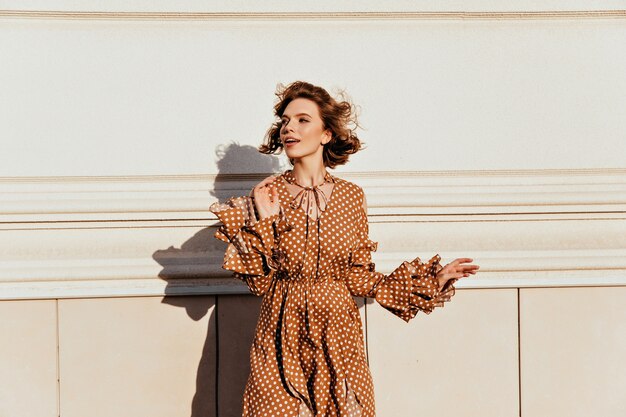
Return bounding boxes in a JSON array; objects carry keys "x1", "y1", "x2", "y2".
[{"x1": 284, "y1": 139, "x2": 300, "y2": 147}]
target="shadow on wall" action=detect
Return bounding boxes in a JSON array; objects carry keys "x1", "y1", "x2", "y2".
[{"x1": 152, "y1": 142, "x2": 284, "y2": 417}]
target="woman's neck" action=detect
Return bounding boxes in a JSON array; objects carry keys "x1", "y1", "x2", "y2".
[{"x1": 292, "y1": 158, "x2": 327, "y2": 187}]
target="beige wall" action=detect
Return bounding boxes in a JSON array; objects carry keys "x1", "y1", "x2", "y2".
[
  {"x1": 520, "y1": 287, "x2": 626, "y2": 417},
  {"x1": 2, "y1": 290, "x2": 625, "y2": 417},
  {"x1": 1, "y1": 1, "x2": 625, "y2": 416},
  {"x1": 0, "y1": 300, "x2": 57, "y2": 417}
]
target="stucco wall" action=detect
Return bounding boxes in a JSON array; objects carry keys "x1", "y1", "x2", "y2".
[{"x1": 1, "y1": 2, "x2": 625, "y2": 416}]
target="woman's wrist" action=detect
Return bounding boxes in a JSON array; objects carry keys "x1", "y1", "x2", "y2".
[{"x1": 257, "y1": 208, "x2": 280, "y2": 220}]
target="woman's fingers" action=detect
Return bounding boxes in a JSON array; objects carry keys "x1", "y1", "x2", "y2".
[
  {"x1": 436, "y1": 258, "x2": 480, "y2": 289},
  {"x1": 255, "y1": 175, "x2": 276, "y2": 188},
  {"x1": 259, "y1": 189, "x2": 277, "y2": 205},
  {"x1": 440, "y1": 272, "x2": 468, "y2": 281},
  {"x1": 260, "y1": 184, "x2": 278, "y2": 203},
  {"x1": 449, "y1": 257, "x2": 474, "y2": 266},
  {"x1": 253, "y1": 178, "x2": 272, "y2": 195},
  {"x1": 443, "y1": 258, "x2": 480, "y2": 274},
  {"x1": 252, "y1": 176, "x2": 280, "y2": 219},
  {"x1": 254, "y1": 177, "x2": 275, "y2": 196}
]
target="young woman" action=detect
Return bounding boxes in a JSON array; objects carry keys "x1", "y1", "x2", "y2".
[{"x1": 210, "y1": 81, "x2": 479, "y2": 417}]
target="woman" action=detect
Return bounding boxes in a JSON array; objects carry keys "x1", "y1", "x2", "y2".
[{"x1": 210, "y1": 81, "x2": 479, "y2": 417}]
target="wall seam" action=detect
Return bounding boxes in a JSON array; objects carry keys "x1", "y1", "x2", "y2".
[
  {"x1": 56, "y1": 299, "x2": 61, "y2": 417},
  {"x1": 517, "y1": 288, "x2": 522, "y2": 417},
  {"x1": 215, "y1": 296, "x2": 220, "y2": 417}
]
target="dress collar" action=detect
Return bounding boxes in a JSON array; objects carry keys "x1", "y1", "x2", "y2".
[
  {"x1": 282, "y1": 169, "x2": 335, "y2": 188},
  {"x1": 281, "y1": 169, "x2": 336, "y2": 216}
]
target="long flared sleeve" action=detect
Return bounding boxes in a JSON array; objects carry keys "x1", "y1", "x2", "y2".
[
  {"x1": 345, "y1": 191, "x2": 456, "y2": 322},
  {"x1": 209, "y1": 196, "x2": 290, "y2": 296}
]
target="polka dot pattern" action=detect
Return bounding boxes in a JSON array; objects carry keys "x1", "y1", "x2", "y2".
[{"x1": 209, "y1": 171, "x2": 457, "y2": 416}]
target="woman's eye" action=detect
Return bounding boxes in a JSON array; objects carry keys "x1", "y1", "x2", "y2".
[{"x1": 300, "y1": 119, "x2": 308, "y2": 122}]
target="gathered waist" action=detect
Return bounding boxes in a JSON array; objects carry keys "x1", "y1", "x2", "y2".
[{"x1": 274, "y1": 270, "x2": 343, "y2": 283}]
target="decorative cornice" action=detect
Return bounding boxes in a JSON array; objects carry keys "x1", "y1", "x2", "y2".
[
  {"x1": 1, "y1": 168, "x2": 625, "y2": 224},
  {"x1": 1, "y1": 248, "x2": 625, "y2": 300},
  {"x1": 0, "y1": 10, "x2": 625, "y2": 21},
  {"x1": 3, "y1": 167, "x2": 625, "y2": 183},
  {"x1": 1, "y1": 169, "x2": 624, "y2": 298}
]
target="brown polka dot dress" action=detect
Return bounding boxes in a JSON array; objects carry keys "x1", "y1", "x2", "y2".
[{"x1": 209, "y1": 170, "x2": 456, "y2": 417}]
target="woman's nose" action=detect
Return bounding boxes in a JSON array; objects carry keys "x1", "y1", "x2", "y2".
[{"x1": 282, "y1": 120, "x2": 295, "y2": 133}]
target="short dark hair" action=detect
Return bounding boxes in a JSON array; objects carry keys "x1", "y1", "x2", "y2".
[{"x1": 259, "y1": 81, "x2": 363, "y2": 169}]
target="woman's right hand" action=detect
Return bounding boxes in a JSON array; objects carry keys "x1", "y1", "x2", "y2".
[
  {"x1": 252, "y1": 176, "x2": 280, "y2": 219},
  {"x1": 436, "y1": 258, "x2": 479, "y2": 290}
]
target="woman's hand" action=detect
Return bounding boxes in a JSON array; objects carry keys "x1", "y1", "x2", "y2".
[
  {"x1": 252, "y1": 176, "x2": 280, "y2": 220},
  {"x1": 436, "y1": 258, "x2": 479, "y2": 290}
]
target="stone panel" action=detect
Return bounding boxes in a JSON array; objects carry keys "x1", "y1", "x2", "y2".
[
  {"x1": 520, "y1": 287, "x2": 626, "y2": 417},
  {"x1": 0, "y1": 299, "x2": 58, "y2": 417},
  {"x1": 58, "y1": 296, "x2": 216, "y2": 417},
  {"x1": 217, "y1": 295, "x2": 262, "y2": 417},
  {"x1": 367, "y1": 289, "x2": 519, "y2": 417}
]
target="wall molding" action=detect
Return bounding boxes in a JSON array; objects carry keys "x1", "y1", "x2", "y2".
[
  {"x1": 1, "y1": 10, "x2": 625, "y2": 21},
  {"x1": 1, "y1": 168, "x2": 624, "y2": 299},
  {"x1": 1, "y1": 249, "x2": 625, "y2": 300},
  {"x1": 2, "y1": 168, "x2": 625, "y2": 224}
]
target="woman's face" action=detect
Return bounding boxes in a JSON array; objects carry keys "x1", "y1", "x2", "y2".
[{"x1": 279, "y1": 98, "x2": 331, "y2": 163}]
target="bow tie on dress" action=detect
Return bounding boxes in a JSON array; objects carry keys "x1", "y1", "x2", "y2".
[{"x1": 283, "y1": 170, "x2": 335, "y2": 218}]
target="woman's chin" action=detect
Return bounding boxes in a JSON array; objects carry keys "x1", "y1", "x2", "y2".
[
  {"x1": 284, "y1": 148, "x2": 320, "y2": 162},
  {"x1": 284, "y1": 150, "x2": 302, "y2": 160}
]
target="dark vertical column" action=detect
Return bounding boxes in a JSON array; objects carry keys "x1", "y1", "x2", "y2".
[{"x1": 216, "y1": 294, "x2": 262, "y2": 417}]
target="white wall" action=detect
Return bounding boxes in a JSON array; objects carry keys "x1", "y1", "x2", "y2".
[
  {"x1": 2, "y1": 1, "x2": 626, "y2": 12},
  {"x1": 1, "y1": 6, "x2": 626, "y2": 177},
  {"x1": 0, "y1": 2, "x2": 625, "y2": 417}
]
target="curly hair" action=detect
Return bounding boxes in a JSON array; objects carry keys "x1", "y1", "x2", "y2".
[{"x1": 259, "y1": 81, "x2": 363, "y2": 169}]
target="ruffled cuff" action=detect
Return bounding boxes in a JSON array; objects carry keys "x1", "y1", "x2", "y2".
[
  {"x1": 350, "y1": 238, "x2": 379, "y2": 272},
  {"x1": 345, "y1": 238, "x2": 385, "y2": 297},
  {"x1": 209, "y1": 196, "x2": 290, "y2": 276},
  {"x1": 375, "y1": 254, "x2": 455, "y2": 322}
]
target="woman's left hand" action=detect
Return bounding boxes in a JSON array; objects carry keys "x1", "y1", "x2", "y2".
[{"x1": 436, "y1": 258, "x2": 479, "y2": 290}]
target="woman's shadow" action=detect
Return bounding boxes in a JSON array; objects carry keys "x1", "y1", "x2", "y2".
[{"x1": 152, "y1": 142, "x2": 284, "y2": 417}]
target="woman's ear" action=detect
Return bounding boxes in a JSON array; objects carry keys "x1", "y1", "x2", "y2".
[{"x1": 322, "y1": 129, "x2": 332, "y2": 145}]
